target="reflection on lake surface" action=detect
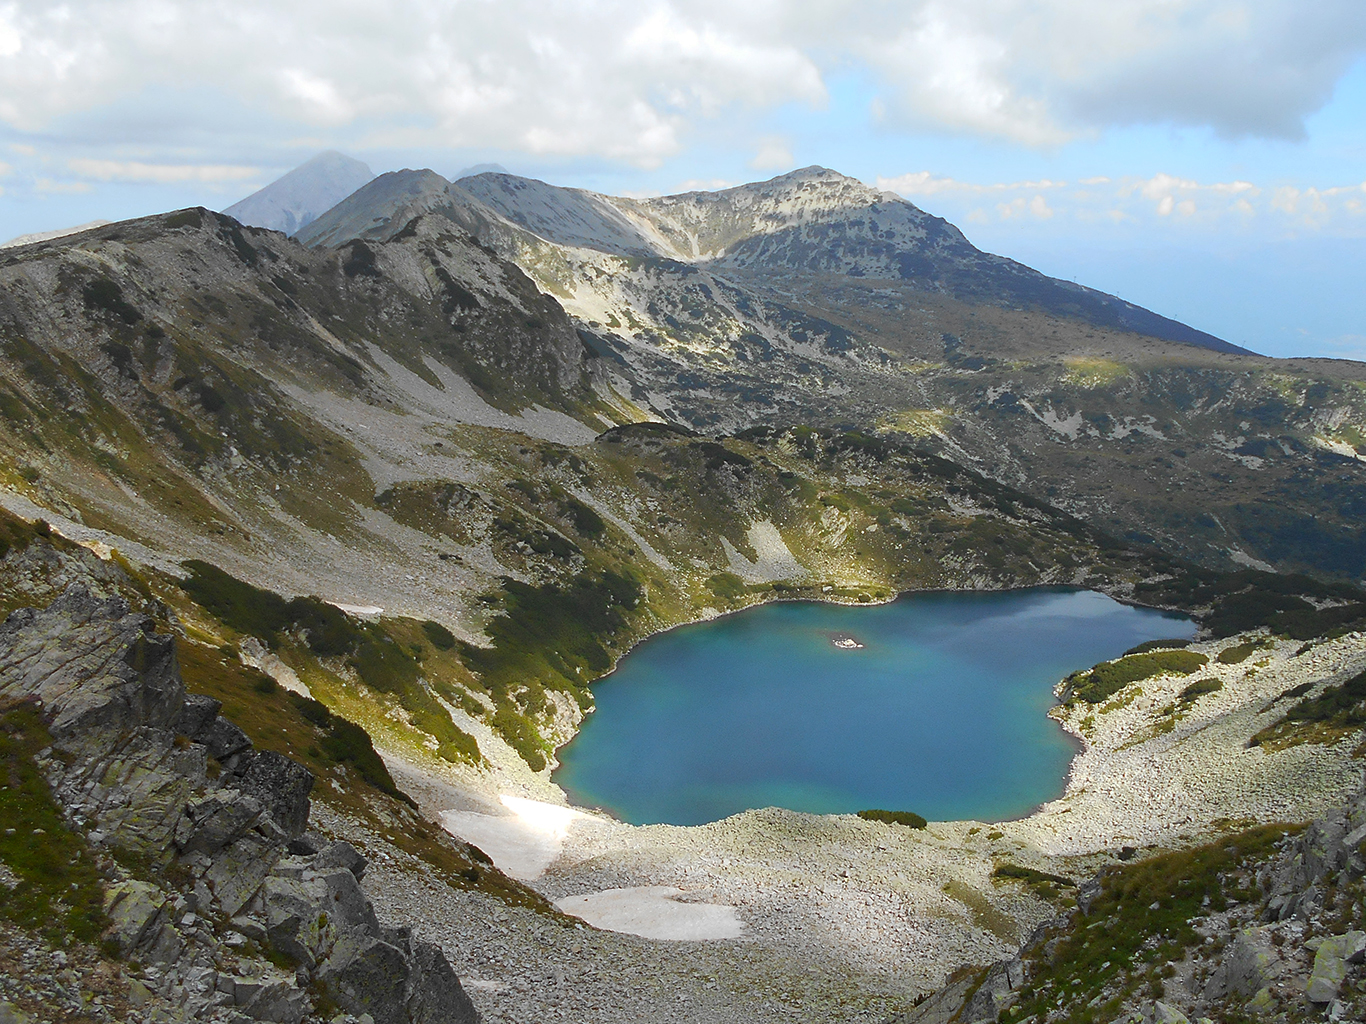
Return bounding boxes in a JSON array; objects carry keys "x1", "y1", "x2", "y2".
[{"x1": 555, "y1": 588, "x2": 1195, "y2": 826}]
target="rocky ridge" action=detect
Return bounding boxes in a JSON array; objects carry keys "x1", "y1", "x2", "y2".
[{"x1": 294, "y1": 165, "x2": 1366, "y2": 579}]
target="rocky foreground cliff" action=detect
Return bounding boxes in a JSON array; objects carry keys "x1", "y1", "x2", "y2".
[{"x1": 0, "y1": 580, "x2": 482, "y2": 1024}]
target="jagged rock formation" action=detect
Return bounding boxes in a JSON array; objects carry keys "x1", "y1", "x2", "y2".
[{"x1": 0, "y1": 584, "x2": 478, "y2": 1024}]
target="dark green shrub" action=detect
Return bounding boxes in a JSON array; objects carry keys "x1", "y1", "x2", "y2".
[
  {"x1": 182, "y1": 560, "x2": 291, "y2": 641},
  {"x1": 559, "y1": 497, "x2": 605, "y2": 536},
  {"x1": 1217, "y1": 641, "x2": 1263, "y2": 664},
  {"x1": 1179, "y1": 678, "x2": 1222, "y2": 702},
  {"x1": 286, "y1": 692, "x2": 412, "y2": 805},
  {"x1": 460, "y1": 570, "x2": 641, "y2": 693},
  {"x1": 0, "y1": 509, "x2": 52, "y2": 561},
  {"x1": 1123, "y1": 639, "x2": 1191, "y2": 657},
  {"x1": 287, "y1": 596, "x2": 360, "y2": 656},
  {"x1": 82, "y1": 278, "x2": 142, "y2": 324},
  {"x1": 1070, "y1": 650, "x2": 1209, "y2": 704},
  {"x1": 422, "y1": 620, "x2": 457, "y2": 650},
  {"x1": 438, "y1": 731, "x2": 482, "y2": 764},
  {"x1": 857, "y1": 809, "x2": 927, "y2": 829},
  {"x1": 342, "y1": 241, "x2": 380, "y2": 278},
  {"x1": 0, "y1": 702, "x2": 108, "y2": 944},
  {"x1": 1261, "y1": 681, "x2": 1314, "y2": 713},
  {"x1": 349, "y1": 637, "x2": 419, "y2": 693},
  {"x1": 492, "y1": 706, "x2": 546, "y2": 772},
  {"x1": 164, "y1": 209, "x2": 202, "y2": 229},
  {"x1": 1284, "y1": 669, "x2": 1366, "y2": 726},
  {"x1": 993, "y1": 864, "x2": 1076, "y2": 887},
  {"x1": 706, "y1": 572, "x2": 746, "y2": 601},
  {"x1": 1009, "y1": 824, "x2": 1290, "y2": 1024}
]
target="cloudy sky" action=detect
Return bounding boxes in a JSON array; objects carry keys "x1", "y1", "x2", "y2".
[{"x1": 0, "y1": 0, "x2": 1363, "y2": 357}]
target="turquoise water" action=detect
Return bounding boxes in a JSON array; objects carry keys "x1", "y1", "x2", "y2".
[{"x1": 554, "y1": 588, "x2": 1195, "y2": 826}]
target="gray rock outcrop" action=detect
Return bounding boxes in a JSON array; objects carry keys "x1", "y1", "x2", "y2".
[{"x1": 0, "y1": 584, "x2": 479, "y2": 1024}]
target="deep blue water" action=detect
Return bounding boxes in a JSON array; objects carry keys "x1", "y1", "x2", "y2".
[{"x1": 554, "y1": 588, "x2": 1195, "y2": 826}]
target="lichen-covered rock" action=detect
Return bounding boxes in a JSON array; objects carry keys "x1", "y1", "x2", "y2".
[
  {"x1": 174, "y1": 692, "x2": 222, "y2": 740},
  {"x1": 1262, "y1": 789, "x2": 1366, "y2": 922},
  {"x1": 1307, "y1": 931, "x2": 1366, "y2": 1003},
  {"x1": 959, "y1": 958, "x2": 1024, "y2": 1022},
  {"x1": 1147, "y1": 1002, "x2": 1191, "y2": 1024},
  {"x1": 202, "y1": 715, "x2": 252, "y2": 761},
  {"x1": 407, "y1": 937, "x2": 480, "y2": 1024},
  {"x1": 0, "y1": 586, "x2": 183, "y2": 754},
  {"x1": 103, "y1": 880, "x2": 182, "y2": 962},
  {"x1": 317, "y1": 935, "x2": 412, "y2": 1024},
  {"x1": 175, "y1": 790, "x2": 266, "y2": 855},
  {"x1": 204, "y1": 824, "x2": 288, "y2": 918},
  {"x1": 894, "y1": 974, "x2": 978, "y2": 1024},
  {"x1": 229, "y1": 970, "x2": 309, "y2": 1024},
  {"x1": 263, "y1": 874, "x2": 337, "y2": 969},
  {"x1": 1204, "y1": 926, "x2": 1277, "y2": 1001}
]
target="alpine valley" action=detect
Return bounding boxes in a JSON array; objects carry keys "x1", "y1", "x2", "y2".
[{"x1": 2, "y1": 158, "x2": 1366, "y2": 1024}]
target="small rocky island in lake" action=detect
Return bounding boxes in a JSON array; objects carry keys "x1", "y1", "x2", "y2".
[{"x1": 831, "y1": 634, "x2": 865, "y2": 649}]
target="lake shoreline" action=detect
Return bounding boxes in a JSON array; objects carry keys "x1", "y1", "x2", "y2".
[{"x1": 554, "y1": 588, "x2": 1189, "y2": 827}]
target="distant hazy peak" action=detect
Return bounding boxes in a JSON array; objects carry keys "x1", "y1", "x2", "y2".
[
  {"x1": 454, "y1": 162, "x2": 509, "y2": 180},
  {"x1": 0, "y1": 220, "x2": 113, "y2": 249},
  {"x1": 223, "y1": 151, "x2": 374, "y2": 237}
]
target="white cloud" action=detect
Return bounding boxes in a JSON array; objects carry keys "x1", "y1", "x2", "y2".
[
  {"x1": 749, "y1": 136, "x2": 794, "y2": 170},
  {"x1": 67, "y1": 159, "x2": 262, "y2": 183},
  {"x1": 996, "y1": 193, "x2": 1056, "y2": 220},
  {"x1": 0, "y1": 0, "x2": 1358, "y2": 163},
  {"x1": 878, "y1": 171, "x2": 1066, "y2": 195},
  {"x1": 34, "y1": 178, "x2": 92, "y2": 194},
  {"x1": 880, "y1": 168, "x2": 1366, "y2": 236},
  {"x1": 0, "y1": 11, "x2": 19, "y2": 58}
]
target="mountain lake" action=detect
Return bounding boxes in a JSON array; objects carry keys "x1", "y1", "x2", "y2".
[{"x1": 554, "y1": 588, "x2": 1196, "y2": 826}]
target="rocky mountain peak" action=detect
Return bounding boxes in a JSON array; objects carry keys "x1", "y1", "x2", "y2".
[{"x1": 295, "y1": 167, "x2": 451, "y2": 248}]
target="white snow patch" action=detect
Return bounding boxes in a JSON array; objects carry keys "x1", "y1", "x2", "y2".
[
  {"x1": 331, "y1": 603, "x2": 384, "y2": 618},
  {"x1": 554, "y1": 887, "x2": 744, "y2": 941},
  {"x1": 440, "y1": 795, "x2": 594, "y2": 881}
]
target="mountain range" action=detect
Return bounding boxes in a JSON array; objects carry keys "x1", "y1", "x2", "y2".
[{"x1": 1, "y1": 152, "x2": 1366, "y2": 1023}]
